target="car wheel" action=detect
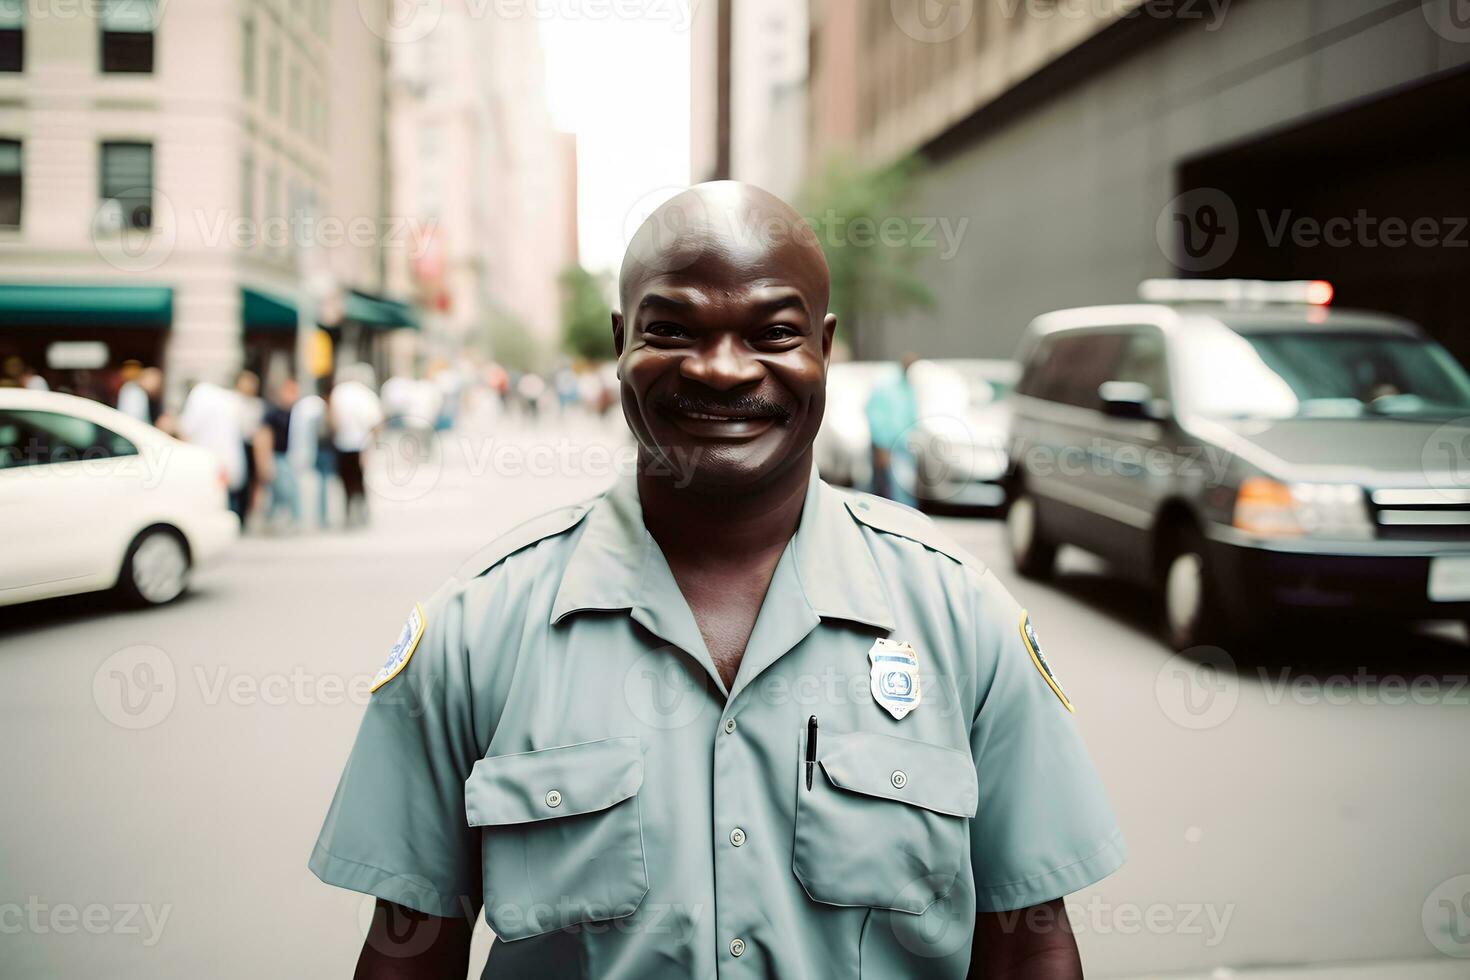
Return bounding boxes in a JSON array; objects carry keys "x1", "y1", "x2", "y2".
[
  {"x1": 118, "y1": 527, "x2": 191, "y2": 606},
  {"x1": 1007, "y1": 490, "x2": 1057, "y2": 579},
  {"x1": 1160, "y1": 525, "x2": 1229, "y2": 651}
]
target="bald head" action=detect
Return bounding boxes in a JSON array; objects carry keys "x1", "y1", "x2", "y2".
[{"x1": 619, "y1": 181, "x2": 830, "y2": 318}]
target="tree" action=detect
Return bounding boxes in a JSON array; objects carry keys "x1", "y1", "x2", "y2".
[
  {"x1": 560, "y1": 264, "x2": 615, "y2": 363},
  {"x1": 798, "y1": 154, "x2": 936, "y2": 357}
]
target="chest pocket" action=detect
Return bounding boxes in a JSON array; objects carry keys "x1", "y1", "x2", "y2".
[
  {"x1": 794, "y1": 730, "x2": 977, "y2": 914},
  {"x1": 465, "y1": 736, "x2": 649, "y2": 941}
]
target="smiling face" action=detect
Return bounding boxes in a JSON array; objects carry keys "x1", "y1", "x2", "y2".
[{"x1": 614, "y1": 183, "x2": 837, "y2": 492}]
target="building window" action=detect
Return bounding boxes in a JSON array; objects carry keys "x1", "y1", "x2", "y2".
[
  {"x1": 0, "y1": 139, "x2": 20, "y2": 227},
  {"x1": 99, "y1": 0, "x2": 156, "y2": 73},
  {"x1": 100, "y1": 142, "x2": 153, "y2": 230},
  {"x1": 288, "y1": 62, "x2": 301, "y2": 131},
  {"x1": 265, "y1": 38, "x2": 281, "y2": 114},
  {"x1": 241, "y1": 16, "x2": 255, "y2": 97},
  {"x1": 240, "y1": 152, "x2": 255, "y2": 245},
  {"x1": 0, "y1": 0, "x2": 22, "y2": 72}
]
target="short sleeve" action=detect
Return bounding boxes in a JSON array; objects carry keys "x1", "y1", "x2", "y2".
[
  {"x1": 967, "y1": 568, "x2": 1126, "y2": 912},
  {"x1": 308, "y1": 582, "x2": 483, "y2": 918}
]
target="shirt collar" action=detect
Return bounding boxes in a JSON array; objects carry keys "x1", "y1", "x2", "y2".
[{"x1": 550, "y1": 463, "x2": 895, "y2": 635}]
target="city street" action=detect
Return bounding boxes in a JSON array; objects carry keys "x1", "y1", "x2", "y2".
[{"x1": 2, "y1": 415, "x2": 1467, "y2": 980}]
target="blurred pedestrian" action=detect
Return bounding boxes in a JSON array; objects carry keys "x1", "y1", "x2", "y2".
[
  {"x1": 263, "y1": 377, "x2": 302, "y2": 531},
  {"x1": 517, "y1": 371, "x2": 545, "y2": 423},
  {"x1": 178, "y1": 380, "x2": 246, "y2": 505},
  {"x1": 313, "y1": 384, "x2": 338, "y2": 529},
  {"x1": 234, "y1": 370, "x2": 266, "y2": 526},
  {"x1": 864, "y1": 352, "x2": 920, "y2": 508},
  {"x1": 330, "y1": 365, "x2": 384, "y2": 528},
  {"x1": 117, "y1": 366, "x2": 163, "y2": 425}
]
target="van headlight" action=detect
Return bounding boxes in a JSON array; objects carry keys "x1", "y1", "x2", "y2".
[{"x1": 1233, "y1": 478, "x2": 1373, "y2": 539}]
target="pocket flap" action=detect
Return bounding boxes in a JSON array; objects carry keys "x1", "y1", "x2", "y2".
[
  {"x1": 819, "y1": 731, "x2": 977, "y2": 818},
  {"x1": 465, "y1": 736, "x2": 643, "y2": 827}
]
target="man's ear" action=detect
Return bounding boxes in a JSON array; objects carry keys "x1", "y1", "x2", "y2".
[
  {"x1": 821, "y1": 313, "x2": 837, "y2": 367},
  {"x1": 611, "y1": 312, "x2": 625, "y2": 358}
]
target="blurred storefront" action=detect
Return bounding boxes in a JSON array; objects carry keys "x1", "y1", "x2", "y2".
[
  {"x1": 0, "y1": 1, "x2": 419, "y2": 403},
  {"x1": 799, "y1": 0, "x2": 1470, "y2": 362}
]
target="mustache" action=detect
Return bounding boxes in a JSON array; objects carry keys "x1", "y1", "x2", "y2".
[{"x1": 653, "y1": 389, "x2": 794, "y2": 422}]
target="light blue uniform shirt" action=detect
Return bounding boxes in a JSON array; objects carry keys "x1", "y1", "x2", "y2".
[{"x1": 310, "y1": 466, "x2": 1124, "y2": 979}]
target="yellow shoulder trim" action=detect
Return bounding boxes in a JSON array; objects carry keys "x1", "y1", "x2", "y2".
[{"x1": 1019, "y1": 610, "x2": 1074, "y2": 713}]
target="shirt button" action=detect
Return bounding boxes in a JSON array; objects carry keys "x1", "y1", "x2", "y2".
[
  {"x1": 723, "y1": 718, "x2": 737, "y2": 734},
  {"x1": 729, "y1": 827, "x2": 746, "y2": 847},
  {"x1": 729, "y1": 938, "x2": 746, "y2": 957},
  {"x1": 890, "y1": 770, "x2": 907, "y2": 789},
  {"x1": 545, "y1": 790, "x2": 562, "y2": 808}
]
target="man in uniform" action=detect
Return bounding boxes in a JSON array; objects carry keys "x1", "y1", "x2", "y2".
[{"x1": 310, "y1": 182, "x2": 1124, "y2": 979}]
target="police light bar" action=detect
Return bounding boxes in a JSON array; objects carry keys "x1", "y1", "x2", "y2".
[{"x1": 1139, "y1": 279, "x2": 1334, "y2": 307}]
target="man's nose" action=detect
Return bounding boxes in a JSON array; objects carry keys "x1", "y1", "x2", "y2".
[{"x1": 679, "y1": 335, "x2": 763, "y2": 391}]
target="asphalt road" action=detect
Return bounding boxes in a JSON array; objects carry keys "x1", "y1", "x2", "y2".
[{"x1": 2, "y1": 414, "x2": 1467, "y2": 979}]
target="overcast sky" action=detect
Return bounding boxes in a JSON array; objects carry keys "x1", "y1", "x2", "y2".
[{"x1": 539, "y1": 12, "x2": 692, "y2": 281}]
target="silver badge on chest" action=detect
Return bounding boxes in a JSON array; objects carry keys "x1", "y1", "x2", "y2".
[{"x1": 868, "y1": 638, "x2": 921, "y2": 720}]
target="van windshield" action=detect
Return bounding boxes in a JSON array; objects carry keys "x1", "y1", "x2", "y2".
[{"x1": 1177, "y1": 329, "x2": 1470, "y2": 420}]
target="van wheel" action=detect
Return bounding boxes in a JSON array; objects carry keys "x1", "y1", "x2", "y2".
[
  {"x1": 1007, "y1": 491, "x2": 1057, "y2": 579},
  {"x1": 118, "y1": 527, "x2": 191, "y2": 606},
  {"x1": 1160, "y1": 525, "x2": 1228, "y2": 651}
]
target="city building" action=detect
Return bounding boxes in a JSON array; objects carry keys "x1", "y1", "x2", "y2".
[
  {"x1": 386, "y1": 3, "x2": 578, "y2": 371},
  {"x1": 804, "y1": 0, "x2": 1470, "y2": 363},
  {"x1": 691, "y1": 0, "x2": 808, "y2": 200},
  {"x1": 0, "y1": 0, "x2": 415, "y2": 402}
]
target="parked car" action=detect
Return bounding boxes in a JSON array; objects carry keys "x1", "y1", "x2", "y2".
[
  {"x1": 0, "y1": 389, "x2": 239, "y2": 607},
  {"x1": 1006, "y1": 279, "x2": 1470, "y2": 650},
  {"x1": 815, "y1": 361, "x2": 894, "y2": 488},
  {"x1": 909, "y1": 358, "x2": 1018, "y2": 512}
]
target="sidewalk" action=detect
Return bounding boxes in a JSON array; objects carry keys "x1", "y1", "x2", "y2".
[{"x1": 1119, "y1": 959, "x2": 1467, "y2": 980}]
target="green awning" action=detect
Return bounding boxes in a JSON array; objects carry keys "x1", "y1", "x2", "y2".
[
  {"x1": 241, "y1": 287, "x2": 297, "y2": 331},
  {"x1": 343, "y1": 290, "x2": 420, "y2": 330},
  {"x1": 0, "y1": 283, "x2": 172, "y2": 328}
]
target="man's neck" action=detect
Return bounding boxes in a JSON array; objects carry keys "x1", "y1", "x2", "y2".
[{"x1": 637, "y1": 453, "x2": 812, "y2": 568}]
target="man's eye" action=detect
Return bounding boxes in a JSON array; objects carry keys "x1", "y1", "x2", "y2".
[
  {"x1": 758, "y1": 325, "x2": 801, "y2": 342},
  {"x1": 645, "y1": 322, "x2": 689, "y2": 340}
]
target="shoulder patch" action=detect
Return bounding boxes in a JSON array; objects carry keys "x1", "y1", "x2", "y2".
[
  {"x1": 841, "y1": 491, "x2": 986, "y2": 573},
  {"x1": 453, "y1": 500, "x2": 595, "y2": 583},
  {"x1": 371, "y1": 603, "x2": 426, "y2": 693},
  {"x1": 1019, "y1": 610, "x2": 1074, "y2": 713}
]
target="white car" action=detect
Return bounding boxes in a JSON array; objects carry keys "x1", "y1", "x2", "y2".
[
  {"x1": 814, "y1": 361, "x2": 895, "y2": 488},
  {"x1": 909, "y1": 358, "x2": 1018, "y2": 511},
  {"x1": 0, "y1": 389, "x2": 239, "y2": 607}
]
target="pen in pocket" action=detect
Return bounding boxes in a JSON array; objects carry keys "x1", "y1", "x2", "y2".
[{"x1": 805, "y1": 715, "x2": 818, "y2": 790}]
